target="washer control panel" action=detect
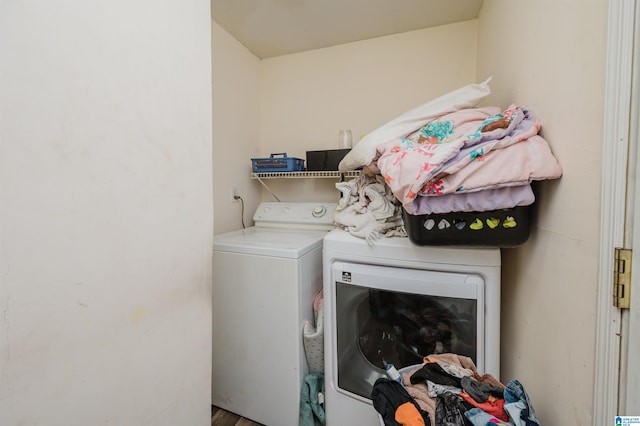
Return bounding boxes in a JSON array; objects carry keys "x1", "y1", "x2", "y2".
[{"x1": 253, "y1": 202, "x2": 337, "y2": 230}]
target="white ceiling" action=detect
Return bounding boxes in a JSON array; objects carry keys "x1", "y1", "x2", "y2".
[{"x1": 212, "y1": 0, "x2": 484, "y2": 59}]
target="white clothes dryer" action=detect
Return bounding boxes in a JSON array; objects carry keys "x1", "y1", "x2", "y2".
[
  {"x1": 212, "y1": 202, "x2": 336, "y2": 426},
  {"x1": 322, "y1": 229, "x2": 501, "y2": 426}
]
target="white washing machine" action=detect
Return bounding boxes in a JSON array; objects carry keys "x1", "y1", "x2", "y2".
[
  {"x1": 322, "y1": 229, "x2": 501, "y2": 425},
  {"x1": 212, "y1": 202, "x2": 336, "y2": 426}
]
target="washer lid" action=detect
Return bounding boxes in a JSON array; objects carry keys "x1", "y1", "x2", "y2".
[{"x1": 213, "y1": 227, "x2": 328, "y2": 258}]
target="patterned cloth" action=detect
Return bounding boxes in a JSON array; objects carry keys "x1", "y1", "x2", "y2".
[{"x1": 373, "y1": 105, "x2": 562, "y2": 215}]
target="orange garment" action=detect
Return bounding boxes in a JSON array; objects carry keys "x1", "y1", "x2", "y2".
[{"x1": 395, "y1": 402, "x2": 427, "y2": 426}]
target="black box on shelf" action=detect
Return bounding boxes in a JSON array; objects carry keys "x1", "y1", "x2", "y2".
[
  {"x1": 306, "y1": 149, "x2": 351, "y2": 171},
  {"x1": 402, "y1": 206, "x2": 532, "y2": 247}
]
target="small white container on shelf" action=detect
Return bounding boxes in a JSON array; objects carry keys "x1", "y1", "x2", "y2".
[{"x1": 338, "y1": 129, "x2": 353, "y2": 149}]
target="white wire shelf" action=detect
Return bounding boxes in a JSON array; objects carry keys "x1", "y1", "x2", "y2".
[{"x1": 251, "y1": 170, "x2": 361, "y2": 179}]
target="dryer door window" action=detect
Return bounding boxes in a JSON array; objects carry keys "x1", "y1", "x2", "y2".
[{"x1": 331, "y1": 262, "x2": 485, "y2": 400}]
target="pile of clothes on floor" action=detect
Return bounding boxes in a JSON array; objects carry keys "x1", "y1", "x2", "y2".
[{"x1": 372, "y1": 353, "x2": 539, "y2": 426}]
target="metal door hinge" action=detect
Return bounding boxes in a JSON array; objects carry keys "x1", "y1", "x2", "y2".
[{"x1": 614, "y1": 247, "x2": 632, "y2": 309}]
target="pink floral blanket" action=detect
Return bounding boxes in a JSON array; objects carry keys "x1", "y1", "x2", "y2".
[{"x1": 373, "y1": 105, "x2": 562, "y2": 214}]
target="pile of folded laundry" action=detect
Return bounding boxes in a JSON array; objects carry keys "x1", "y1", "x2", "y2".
[
  {"x1": 372, "y1": 353, "x2": 539, "y2": 426},
  {"x1": 336, "y1": 78, "x2": 562, "y2": 222},
  {"x1": 372, "y1": 104, "x2": 562, "y2": 217}
]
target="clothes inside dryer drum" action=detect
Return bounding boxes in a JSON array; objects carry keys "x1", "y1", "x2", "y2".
[
  {"x1": 336, "y1": 284, "x2": 478, "y2": 399},
  {"x1": 361, "y1": 289, "x2": 478, "y2": 367}
]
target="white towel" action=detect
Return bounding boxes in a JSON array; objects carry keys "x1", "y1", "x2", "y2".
[
  {"x1": 335, "y1": 180, "x2": 358, "y2": 210},
  {"x1": 334, "y1": 174, "x2": 406, "y2": 245}
]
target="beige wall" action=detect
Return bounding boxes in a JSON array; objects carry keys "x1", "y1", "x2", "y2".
[
  {"x1": 212, "y1": 21, "x2": 261, "y2": 234},
  {"x1": 257, "y1": 21, "x2": 479, "y2": 203},
  {"x1": 477, "y1": 1, "x2": 607, "y2": 424},
  {"x1": 1, "y1": 1, "x2": 213, "y2": 423},
  {"x1": 212, "y1": 20, "x2": 480, "y2": 227}
]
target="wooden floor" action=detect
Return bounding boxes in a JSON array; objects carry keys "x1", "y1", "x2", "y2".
[{"x1": 211, "y1": 406, "x2": 263, "y2": 426}]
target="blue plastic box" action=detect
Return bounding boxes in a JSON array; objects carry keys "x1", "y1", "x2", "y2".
[{"x1": 251, "y1": 153, "x2": 304, "y2": 173}]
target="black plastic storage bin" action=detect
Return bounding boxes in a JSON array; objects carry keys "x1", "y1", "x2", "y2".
[
  {"x1": 403, "y1": 206, "x2": 532, "y2": 247},
  {"x1": 305, "y1": 149, "x2": 351, "y2": 171}
]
